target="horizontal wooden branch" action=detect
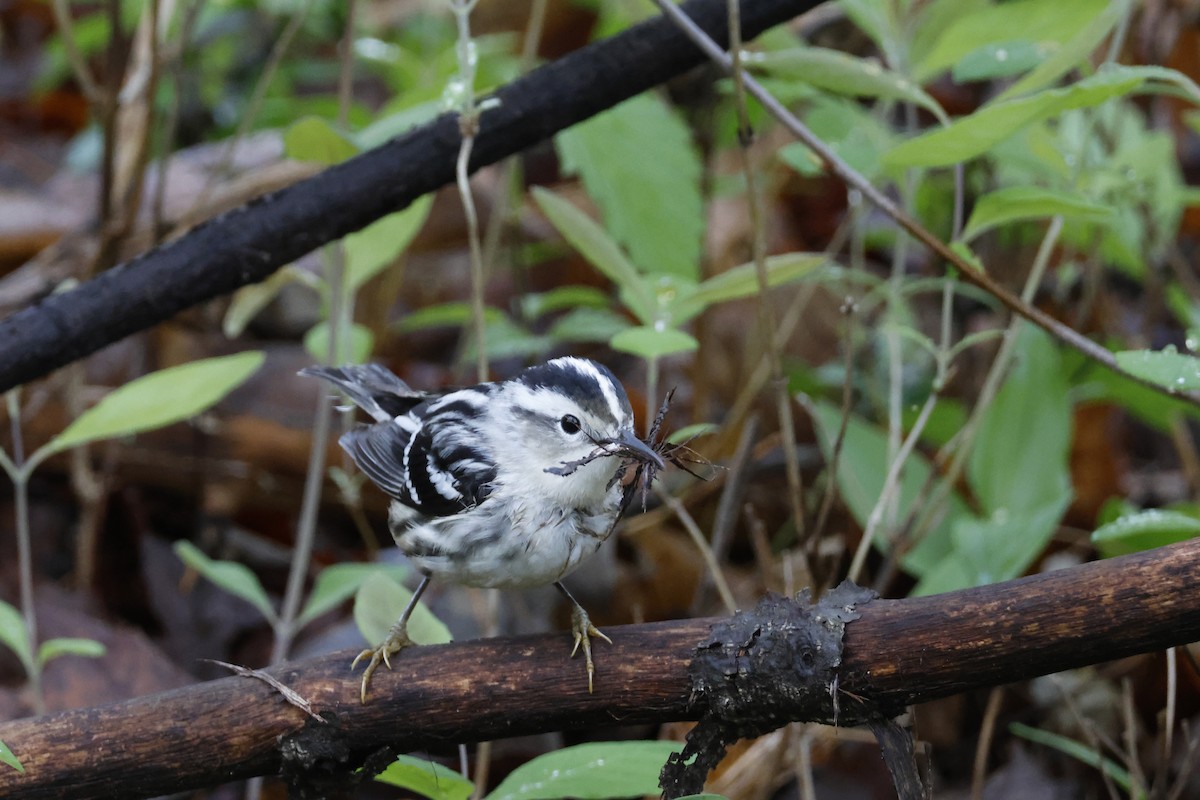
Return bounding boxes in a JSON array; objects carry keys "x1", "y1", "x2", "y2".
[
  {"x1": 1, "y1": 538, "x2": 1198, "y2": 798},
  {"x1": 0, "y1": 0, "x2": 818, "y2": 393}
]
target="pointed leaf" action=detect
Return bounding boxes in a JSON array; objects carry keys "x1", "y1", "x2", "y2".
[
  {"x1": 174, "y1": 540, "x2": 278, "y2": 624},
  {"x1": 0, "y1": 739, "x2": 23, "y2": 774},
  {"x1": 37, "y1": 637, "x2": 106, "y2": 667},
  {"x1": 961, "y1": 186, "x2": 1114, "y2": 242},
  {"x1": 224, "y1": 268, "x2": 304, "y2": 339},
  {"x1": 751, "y1": 47, "x2": 947, "y2": 123},
  {"x1": 344, "y1": 194, "x2": 434, "y2": 292},
  {"x1": 532, "y1": 188, "x2": 655, "y2": 324},
  {"x1": 1092, "y1": 509, "x2": 1200, "y2": 558},
  {"x1": 952, "y1": 40, "x2": 1049, "y2": 84},
  {"x1": 0, "y1": 599, "x2": 31, "y2": 674},
  {"x1": 297, "y1": 563, "x2": 408, "y2": 629},
  {"x1": 1114, "y1": 348, "x2": 1200, "y2": 392},
  {"x1": 374, "y1": 754, "x2": 474, "y2": 800},
  {"x1": 48, "y1": 352, "x2": 265, "y2": 455},
  {"x1": 683, "y1": 254, "x2": 826, "y2": 313},
  {"x1": 304, "y1": 321, "x2": 374, "y2": 365},
  {"x1": 354, "y1": 572, "x2": 450, "y2": 647},
  {"x1": 284, "y1": 116, "x2": 358, "y2": 165},
  {"x1": 555, "y1": 93, "x2": 702, "y2": 280},
  {"x1": 489, "y1": 741, "x2": 683, "y2": 800},
  {"x1": 609, "y1": 326, "x2": 698, "y2": 360},
  {"x1": 1010, "y1": 723, "x2": 1135, "y2": 792}
]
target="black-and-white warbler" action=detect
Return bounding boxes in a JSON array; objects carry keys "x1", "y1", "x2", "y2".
[{"x1": 303, "y1": 357, "x2": 664, "y2": 702}]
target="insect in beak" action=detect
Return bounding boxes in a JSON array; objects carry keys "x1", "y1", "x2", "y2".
[{"x1": 604, "y1": 429, "x2": 666, "y2": 469}]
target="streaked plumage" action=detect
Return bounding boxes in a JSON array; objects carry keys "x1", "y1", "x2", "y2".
[{"x1": 303, "y1": 357, "x2": 662, "y2": 700}]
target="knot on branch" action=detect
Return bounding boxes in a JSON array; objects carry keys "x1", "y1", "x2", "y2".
[{"x1": 661, "y1": 581, "x2": 882, "y2": 798}]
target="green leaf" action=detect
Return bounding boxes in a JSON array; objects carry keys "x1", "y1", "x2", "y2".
[
  {"x1": 805, "y1": 399, "x2": 972, "y2": 578},
  {"x1": 344, "y1": 195, "x2": 434, "y2": 293},
  {"x1": 994, "y1": 0, "x2": 1128, "y2": 102},
  {"x1": 555, "y1": 93, "x2": 702, "y2": 280},
  {"x1": 667, "y1": 422, "x2": 719, "y2": 444},
  {"x1": 1085, "y1": 360, "x2": 1200, "y2": 431},
  {"x1": 532, "y1": 188, "x2": 656, "y2": 324},
  {"x1": 297, "y1": 563, "x2": 408, "y2": 629},
  {"x1": 37, "y1": 637, "x2": 106, "y2": 667},
  {"x1": 914, "y1": 0, "x2": 1109, "y2": 82},
  {"x1": 223, "y1": 267, "x2": 305, "y2": 339},
  {"x1": 969, "y1": 327, "x2": 1072, "y2": 514},
  {"x1": 952, "y1": 40, "x2": 1049, "y2": 83},
  {"x1": 1010, "y1": 723, "x2": 1136, "y2": 794},
  {"x1": 304, "y1": 321, "x2": 374, "y2": 365},
  {"x1": 682, "y1": 254, "x2": 826, "y2": 315},
  {"x1": 46, "y1": 352, "x2": 265, "y2": 457},
  {"x1": 375, "y1": 754, "x2": 474, "y2": 800},
  {"x1": 885, "y1": 67, "x2": 1157, "y2": 168},
  {"x1": 173, "y1": 540, "x2": 278, "y2": 624},
  {"x1": 353, "y1": 572, "x2": 451, "y2": 647},
  {"x1": 397, "y1": 302, "x2": 504, "y2": 332},
  {"x1": 1114, "y1": 347, "x2": 1200, "y2": 392},
  {"x1": 1092, "y1": 510, "x2": 1200, "y2": 558},
  {"x1": 520, "y1": 286, "x2": 612, "y2": 319},
  {"x1": 0, "y1": 739, "x2": 23, "y2": 774},
  {"x1": 488, "y1": 741, "x2": 683, "y2": 800},
  {"x1": 609, "y1": 326, "x2": 698, "y2": 360},
  {"x1": 546, "y1": 307, "x2": 633, "y2": 344},
  {"x1": 961, "y1": 186, "x2": 1114, "y2": 242},
  {"x1": 0, "y1": 599, "x2": 32, "y2": 674},
  {"x1": 751, "y1": 47, "x2": 947, "y2": 124},
  {"x1": 283, "y1": 116, "x2": 359, "y2": 165}
]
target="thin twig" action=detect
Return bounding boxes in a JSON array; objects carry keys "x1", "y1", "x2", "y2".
[
  {"x1": 7, "y1": 391, "x2": 42, "y2": 715},
  {"x1": 658, "y1": 488, "x2": 737, "y2": 613},
  {"x1": 204, "y1": 659, "x2": 327, "y2": 723},
  {"x1": 970, "y1": 687, "x2": 1004, "y2": 800}
]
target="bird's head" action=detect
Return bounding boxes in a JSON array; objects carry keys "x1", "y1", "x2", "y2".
[{"x1": 490, "y1": 357, "x2": 663, "y2": 506}]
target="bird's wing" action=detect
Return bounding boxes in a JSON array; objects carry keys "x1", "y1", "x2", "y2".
[{"x1": 301, "y1": 364, "x2": 424, "y2": 422}]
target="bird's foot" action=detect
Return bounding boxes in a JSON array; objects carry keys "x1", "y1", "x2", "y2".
[
  {"x1": 351, "y1": 621, "x2": 415, "y2": 704},
  {"x1": 568, "y1": 603, "x2": 612, "y2": 694}
]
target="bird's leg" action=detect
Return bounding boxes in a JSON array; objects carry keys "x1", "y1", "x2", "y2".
[
  {"x1": 555, "y1": 581, "x2": 611, "y2": 694},
  {"x1": 352, "y1": 572, "x2": 432, "y2": 703}
]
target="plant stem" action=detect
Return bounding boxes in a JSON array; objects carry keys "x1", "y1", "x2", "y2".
[{"x1": 7, "y1": 392, "x2": 42, "y2": 715}]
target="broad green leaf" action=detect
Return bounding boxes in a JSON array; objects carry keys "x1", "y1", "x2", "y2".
[
  {"x1": 344, "y1": 195, "x2": 434, "y2": 292},
  {"x1": 1092, "y1": 510, "x2": 1200, "y2": 558},
  {"x1": 304, "y1": 321, "x2": 374, "y2": 365},
  {"x1": 0, "y1": 599, "x2": 31, "y2": 673},
  {"x1": 532, "y1": 188, "x2": 655, "y2": 324},
  {"x1": 914, "y1": 0, "x2": 1108, "y2": 82},
  {"x1": 520, "y1": 286, "x2": 612, "y2": 319},
  {"x1": 952, "y1": 40, "x2": 1048, "y2": 83},
  {"x1": 969, "y1": 327, "x2": 1072, "y2": 514},
  {"x1": 885, "y1": 67, "x2": 1155, "y2": 168},
  {"x1": 0, "y1": 739, "x2": 23, "y2": 774},
  {"x1": 1084, "y1": 360, "x2": 1200, "y2": 432},
  {"x1": 805, "y1": 400, "x2": 971, "y2": 577},
  {"x1": 397, "y1": 303, "x2": 504, "y2": 332},
  {"x1": 1114, "y1": 348, "x2": 1200, "y2": 392},
  {"x1": 680, "y1": 254, "x2": 826, "y2": 317},
  {"x1": 913, "y1": 499, "x2": 1070, "y2": 595},
  {"x1": 751, "y1": 48, "x2": 947, "y2": 124},
  {"x1": 839, "y1": 0, "x2": 899, "y2": 62},
  {"x1": 174, "y1": 540, "x2": 277, "y2": 624},
  {"x1": 994, "y1": 0, "x2": 1127, "y2": 101},
  {"x1": 353, "y1": 572, "x2": 451, "y2": 647},
  {"x1": 37, "y1": 637, "x2": 105, "y2": 667},
  {"x1": 283, "y1": 116, "x2": 358, "y2": 165},
  {"x1": 555, "y1": 94, "x2": 702, "y2": 280},
  {"x1": 778, "y1": 97, "x2": 897, "y2": 181},
  {"x1": 1010, "y1": 723, "x2": 1136, "y2": 794},
  {"x1": 47, "y1": 352, "x2": 265, "y2": 456},
  {"x1": 961, "y1": 186, "x2": 1114, "y2": 242},
  {"x1": 375, "y1": 754, "x2": 473, "y2": 800},
  {"x1": 546, "y1": 307, "x2": 633, "y2": 344},
  {"x1": 297, "y1": 563, "x2": 408, "y2": 629},
  {"x1": 488, "y1": 741, "x2": 683, "y2": 800},
  {"x1": 463, "y1": 316, "x2": 554, "y2": 362},
  {"x1": 609, "y1": 326, "x2": 698, "y2": 360},
  {"x1": 223, "y1": 267, "x2": 305, "y2": 339}
]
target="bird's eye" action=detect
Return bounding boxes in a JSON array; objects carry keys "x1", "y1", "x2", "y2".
[{"x1": 559, "y1": 414, "x2": 582, "y2": 434}]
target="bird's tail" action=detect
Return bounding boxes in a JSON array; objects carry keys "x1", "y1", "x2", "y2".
[{"x1": 300, "y1": 364, "x2": 422, "y2": 422}]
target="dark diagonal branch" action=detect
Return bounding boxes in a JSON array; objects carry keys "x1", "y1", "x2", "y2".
[
  {"x1": 1, "y1": 538, "x2": 1198, "y2": 799},
  {"x1": 0, "y1": 0, "x2": 819, "y2": 393}
]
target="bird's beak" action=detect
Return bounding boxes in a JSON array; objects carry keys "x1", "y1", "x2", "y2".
[{"x1": 606, "y1": 429, "x2": 665, "y2": 469}]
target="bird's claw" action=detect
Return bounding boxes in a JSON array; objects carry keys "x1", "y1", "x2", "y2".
[
  {"x1": 568, "y1": 604, "x2": 611, "y2": 694},
  {"x1": 351, "y1": 622, "x2": 414, "y2": 704}
]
